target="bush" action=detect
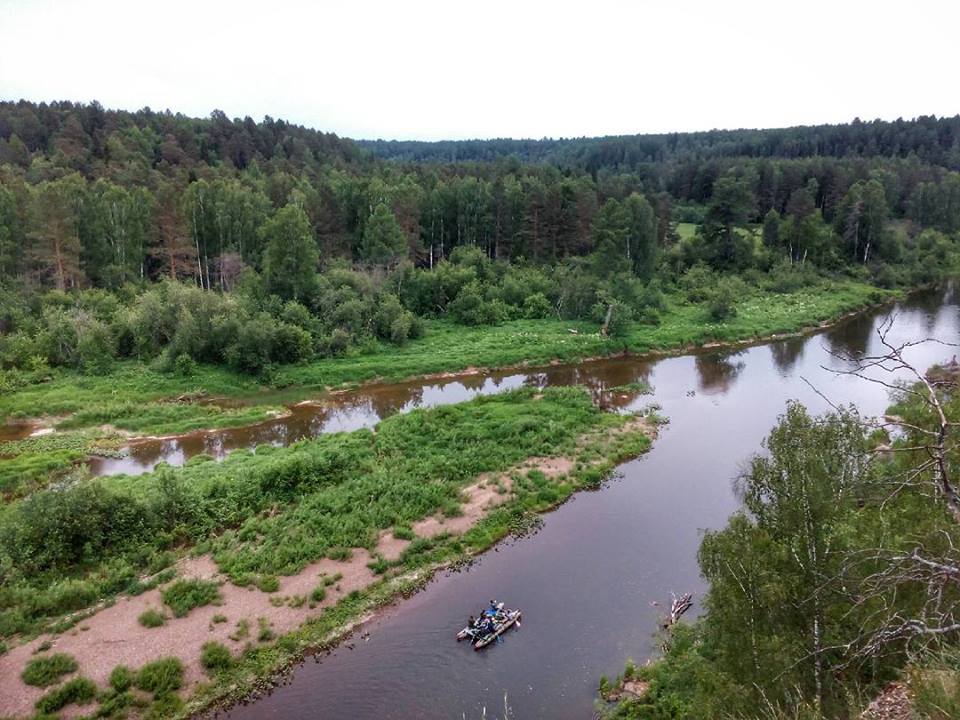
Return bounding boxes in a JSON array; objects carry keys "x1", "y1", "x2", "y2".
[
  {"x1": 138, "y1": 608, "x2": 165, "y2": 628},
  {"x1": 161, "y1": 579, "x2": 221, "y2": 617},
  {"x1": 34, "y1": 676, "x2": 97, "y2": 713},
  {"x1": 109, "y1": 664, "x2": 134, "y2": 692},
  {"x1": 680, "y1": 263, "x2": 717, "y2": 303},
  {"x1": 255, "y1": 574, "x2": 280, "y2": 593},
  {"x1": 522, "y1": 292, "x2": 554, "y2": 319},
  {"x1": 200, "y1": 641, "x2": 233, "y2": 673},
  {"x1": 135, "y1": 657, "x2": 183, "y2": 695},
  {"x1": 705, "y1": 277, "x2": 747, "y2": 321},
  {"x1": 1, "y1": 482, "x2": 154, "y2": 574},
  {"x1": 173, "y1": 353, "x2": 197, "y2": 377},
  {"x1": 310, "y1": 585, "x2": 326, "y2": 603},
  {"x1": 21, "y1": 653, "x2": 78, "y2": 687}
]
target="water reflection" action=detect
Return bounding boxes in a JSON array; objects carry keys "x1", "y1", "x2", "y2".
[
  {"x1": 769, "y1": 335, "x2": 806, "y2": 374},
  {"x1": 695, "y1": 350, "x2": 746, "y2": 395}
]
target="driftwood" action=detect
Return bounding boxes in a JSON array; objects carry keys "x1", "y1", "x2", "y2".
[{"x1": 662, "y1": 592, "x2": 693, "y2": 629}]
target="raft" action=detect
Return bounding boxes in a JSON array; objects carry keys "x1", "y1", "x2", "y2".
[{"x1": 471, "y1": 609, "x2": 522, "y2": 650}]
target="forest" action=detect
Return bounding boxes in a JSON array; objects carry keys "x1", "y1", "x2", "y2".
[{"x1": 1, "y1": 101, "x2": 960, "y2": 386}]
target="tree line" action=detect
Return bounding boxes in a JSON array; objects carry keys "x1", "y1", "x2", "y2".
[{"x1": 1, "y1": 101, "x2": 960, "y2": 377}]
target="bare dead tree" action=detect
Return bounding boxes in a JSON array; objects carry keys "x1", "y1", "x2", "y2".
[{"x1": 821, "y1": 314, "x2": 959, "y2": 522}]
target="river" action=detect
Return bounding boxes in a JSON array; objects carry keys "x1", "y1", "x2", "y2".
[{"x1": 189, "y1": 287, "x2": 957, "y2": 718}]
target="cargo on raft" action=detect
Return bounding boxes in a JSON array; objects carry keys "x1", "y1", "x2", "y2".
[{"x1": 456, "y1": 601, "x2": 522, "y2": 650}]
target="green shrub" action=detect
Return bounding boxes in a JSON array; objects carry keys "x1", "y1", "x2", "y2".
[
  {"x1": 310, "y1": 585, "x2": 326, "y2": 603},
  {"x1": 109, "y1": 664, "x2": 135, "y2": 692},
  {"x1": 138, "y1": 608, "x2": 165, "y2": 628},
  {"x1": 200, "y1": 641, "x2": 233, "y2": 672},
  {"x1": 255, "y1": 575, "x2": 279, "y2": 593},
  {"x1": 21, "y1": 652, "x2": 78, "y2": 687},
  {"x1": 144, "y1": 691, "x2": 184, "y2": 719},
  {"x1": 173, "y1": 353, "x2": 197, "y2": 377},
  {"x1": 135, "y1": 657, "x2": 183, "y2": 695},
  {"x1": 34, "y1": 676, "x2": 97, "y2": 713},
  {"x1": 161, "y1": 579, "x2": 220, "y2": 617},
  {"x1": 212, "y1": 613, "x2": 228, "y2": 624},
  {"x1": 392, "y1": 525, "x2": 415, "y2": 540}
]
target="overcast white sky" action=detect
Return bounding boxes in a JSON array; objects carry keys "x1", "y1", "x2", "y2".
[{"x1": 1, "y1": 0, "x2": 957, "y2": 141}]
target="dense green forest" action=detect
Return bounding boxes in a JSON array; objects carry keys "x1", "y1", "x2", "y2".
[{"x1": 1, "y1": 101, "x2": 960, "y2": 385}]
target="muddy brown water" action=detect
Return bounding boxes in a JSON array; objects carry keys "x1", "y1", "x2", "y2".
[{"x1": 99, "y1": 287, "x2": 960, "y2": 720}]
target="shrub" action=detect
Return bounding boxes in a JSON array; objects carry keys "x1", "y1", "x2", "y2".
[
  {"x1": 212, "y1": 613, "x2": 228, "y2": 624},
  {"x1": 135, "y1": 657, "x2": 183, "y2": 695},
  {"x1": 522, "y1": 292, "x2": 554, "y2": 319},
  {"x1": 34, "y1": 677, "x2": 97, "y2": 713},
  {"x1": 705, "y1": 277, "x2": 746, "y2": 321},
  {"x1": 255, "y1": 575, "x2": 279, "y2": 593},
  {"x1": 173, "y1": 353, "x2": 197, "y2": 377},
  {"x1": 200, "y1": 641, "x2": 233, "y2": 673},
  {"x1": 21, "y1": 653, "x2": 78, "y2": 687},
  {"x1": 310, "y1": 586, "x2": 326, "y2": 603},
  {"x1": 161, "y1": 579, "x2": 220, "y2": 617},
  {"x1": 138, "y1": 608, "x2": 165, "y2": 628},
  {"x1": 109, "y1": 665, "x2": 135, "y2": 692}
]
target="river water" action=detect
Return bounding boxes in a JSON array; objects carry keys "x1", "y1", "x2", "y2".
[{"x1": 187, "y1": 288, "x2": 957, "y2": 718}]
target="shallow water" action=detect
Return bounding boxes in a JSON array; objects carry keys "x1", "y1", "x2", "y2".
[{"x1": 215, "y1": 285, "x2": 959, "y2": 720}]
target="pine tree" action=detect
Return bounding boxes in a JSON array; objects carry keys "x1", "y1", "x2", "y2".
[{"x1": 26, "y1": 178, "x2": 85, "y2": 290}]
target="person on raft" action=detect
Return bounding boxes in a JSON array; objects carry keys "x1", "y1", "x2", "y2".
[
  {"x1": 482, "y1": 615, "x2": 496, "y2": 636},
  {"x1": 484, "y1": 600, "x2": 499, "y2": 616}
]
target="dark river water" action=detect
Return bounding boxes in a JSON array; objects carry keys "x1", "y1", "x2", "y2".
[{"x1": 161, "y1": 288, "x2": 960, "y2": 719}]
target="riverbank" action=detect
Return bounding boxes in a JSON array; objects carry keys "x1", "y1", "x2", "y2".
[
  {"x1": 0, "y1": 280, "x2": 891, "y2": 496},
  {"x1": 0, "y1": 388, "x2": 657, "y2": 719}
]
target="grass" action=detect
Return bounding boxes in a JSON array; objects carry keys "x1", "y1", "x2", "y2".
[
  {"x1": 138, "y1": 608, "x2": 166, "y2": 628},
  {"x1": 134, "y1": 657, "x2": 184, "y2": 695},
  {"x1": 161, "y1": 579, "x2": 221, "y2": 618},
  {"x1": 200, "y1": 641, "x2": 233, "y2": 673},
  {"x1": 109, "y1": 664, "x2": 135, "y2": 692},
  {"x1": 34, "y1": 676, "x2": 97, "y2": 713},
  {"x1": 21, "y1": 652, "x2": 78, "y2": 687}
]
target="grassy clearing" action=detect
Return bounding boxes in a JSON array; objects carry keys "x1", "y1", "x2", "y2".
[{"x1": 0, "y1": 281, "x2": 889, "y2": 441}]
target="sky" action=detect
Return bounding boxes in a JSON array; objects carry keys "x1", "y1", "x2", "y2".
[{"x1": 1, "y1": 0, "x2": 958, "y2": 141}]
